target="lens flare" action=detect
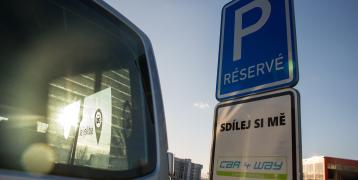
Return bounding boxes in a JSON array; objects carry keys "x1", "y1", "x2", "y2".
[{"x1": 21, "y1": 143, "x2": 57, "y2": 174}]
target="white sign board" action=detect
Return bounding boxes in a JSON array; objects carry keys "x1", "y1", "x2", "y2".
[
  {"x1": 75, "y1": 88, "x2": 112, "y2": 169},
  {"x1": 210, "y1": 89, "x2": 301, "y2": 180}
]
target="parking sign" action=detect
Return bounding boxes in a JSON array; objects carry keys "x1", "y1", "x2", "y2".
[{"x1": 216, "y1": 0, "x2": 298, "y2": 101}]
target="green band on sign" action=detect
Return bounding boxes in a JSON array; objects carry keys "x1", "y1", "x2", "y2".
[{"x1": 216, "y1": 171, "x2": 287, "y2": 180}]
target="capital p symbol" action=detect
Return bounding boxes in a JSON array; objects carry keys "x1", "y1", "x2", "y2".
[{"x1": 233, "y1": 0, "x2": 271, "y2": 61}]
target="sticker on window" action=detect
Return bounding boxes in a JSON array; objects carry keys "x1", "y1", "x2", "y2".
[{"x1": 74, "y1": 88, "x2": 112, "y2": 169}]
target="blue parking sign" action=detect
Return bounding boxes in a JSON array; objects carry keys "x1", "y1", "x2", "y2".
[{"x1": 216, "y1": 0, "x2": 298, "y2": 101}]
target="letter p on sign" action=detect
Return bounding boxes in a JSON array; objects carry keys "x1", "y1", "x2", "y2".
[{"x1": 233, "y1": 0, "x2": 271, "y2": 62}]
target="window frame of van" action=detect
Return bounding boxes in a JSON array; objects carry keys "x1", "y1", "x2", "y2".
[{"x1": 47, "y1": 0, "x2": 159, "y2": 179}]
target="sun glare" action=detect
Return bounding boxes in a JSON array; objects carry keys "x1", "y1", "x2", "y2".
[
  {"x1": 57, "y1": 101, "x2": 81, "y2": 139},
  {"x1": 0, "y1": 116, "x2": 9, "y2": 122}
]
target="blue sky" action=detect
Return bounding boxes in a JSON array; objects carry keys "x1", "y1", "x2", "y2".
[
  {"x1": 295, "y1": 0, "x2": 358, "y2": 158},
  {"x1": 106, "y1": 0, "x2": 358, "y2": 176}
]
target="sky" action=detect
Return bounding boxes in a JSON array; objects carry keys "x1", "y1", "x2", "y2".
[{"x1": 105, "y1": 0, "x2": 358, "y2": 177}]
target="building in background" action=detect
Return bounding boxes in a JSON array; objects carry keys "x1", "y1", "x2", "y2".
[
  {"x1": 168, "y1": 152, "x2": 175, "y2": 180},
  {"x1": 303, "y1": 156, "x2": 358, "y2": 180},
  {"x1": 169, "y1": 155, "x2": 202, "y2": 180}
]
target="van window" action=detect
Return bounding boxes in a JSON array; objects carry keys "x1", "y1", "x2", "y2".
[{"x1": 0, "y1": 0, "x2": 155, "y2": 178}]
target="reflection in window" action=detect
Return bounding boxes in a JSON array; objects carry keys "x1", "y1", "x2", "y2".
[
  {"x1": 47, "y1": 69, "x2": 142, "y2": 170},
  {"x1": 0, "y1": 0, "x2": 154, "y2": 176}
]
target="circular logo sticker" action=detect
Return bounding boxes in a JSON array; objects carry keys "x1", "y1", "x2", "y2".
[{"x1": 94, "y1": 109, "x2": 103, "y2": 128}]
